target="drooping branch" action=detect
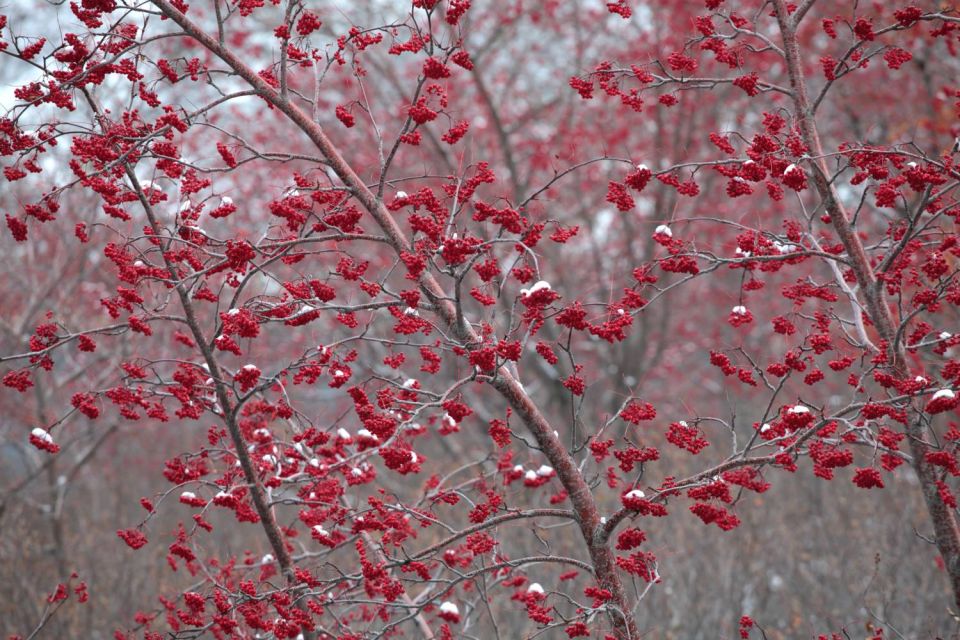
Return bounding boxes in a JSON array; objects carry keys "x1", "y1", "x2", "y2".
[{"x1": 75, "y1": 86, "x2": 319, "y2": 640}]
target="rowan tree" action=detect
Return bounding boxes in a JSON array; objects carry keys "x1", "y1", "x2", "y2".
[{"x1": 2, "y1": 1, "x2": 960, "y2": 639}]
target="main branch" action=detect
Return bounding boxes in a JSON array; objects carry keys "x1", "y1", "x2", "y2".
[
  {"x1": 148, "y1": 1, "x2": 638, "y2": 637},
  {"x1": 772, "y1": 0, "x2": 960, "y2": 609}
]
